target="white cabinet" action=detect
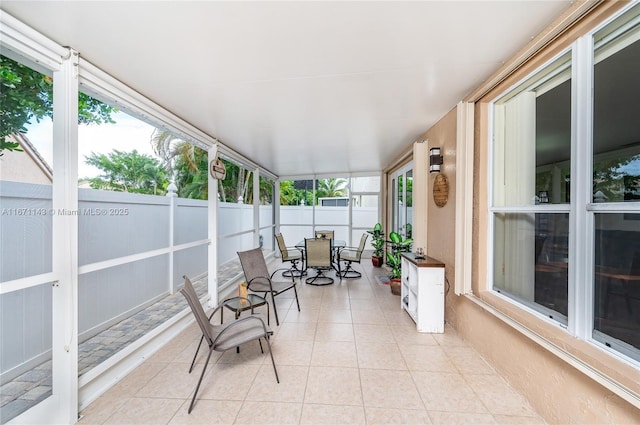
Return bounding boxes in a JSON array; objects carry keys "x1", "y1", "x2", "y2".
[{"x1": 400, "y1": 253, "x2": 445, "y2": 333}]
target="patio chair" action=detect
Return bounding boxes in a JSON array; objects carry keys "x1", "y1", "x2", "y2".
[
  {"x1": 180, "y1": 276, "x2": 278, "y2": 414},
  {"x1": 315, "y1": 229, "x2": 334, "y2": 240},
  {"x1": 337, "y1": 233, "x2": 368, "y2": 279},
  {"x1": 305, "y1": 238, "x2": 334, "y2": 285},
  {"x1": 237, "y1": 247, "x2": 301, "y2": 326},
  {"x1": 275, "y1": 233, "x2": 305, "y2": 277}
]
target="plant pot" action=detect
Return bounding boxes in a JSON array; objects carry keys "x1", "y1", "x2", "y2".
[
  {"x1": 390, "y1": 278, "x2": 401, "y2": 295},
  {"x1": 371, "y1": 255, "x2": 383, "y2": 267}
]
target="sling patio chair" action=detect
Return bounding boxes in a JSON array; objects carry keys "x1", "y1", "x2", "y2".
[
  {"x1": 180, "y1": 275, "x2": 278, "y2": 414},
  {"x1": 305, "y1": 237, "x2": 335, "y2": 285},
  {"x1": 237, "y1": 247, "x2": 301, "y2": 326},
  {"x1": 275, "y1": 233, "x2": 305, "y2": 277},
  {"x1": 337, "y1": 233, "x2": 368, "y2": 279}
]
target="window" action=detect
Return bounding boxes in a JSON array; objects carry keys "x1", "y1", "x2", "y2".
[
  {"x1": 490, "y1": 3, "x2": 640, "y2": 361},
  {"x1": 492, "y1": 52, "x2": 572, "y2": 324}
]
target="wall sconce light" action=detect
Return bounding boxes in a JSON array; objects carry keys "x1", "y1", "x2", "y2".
[{"x1": 429, "y1": 147, "x2": 443, "y2": 173}]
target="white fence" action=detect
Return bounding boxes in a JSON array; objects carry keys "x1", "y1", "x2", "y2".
[{"x1": 0, "y1": 182, "x2": 375, "y2": 381}]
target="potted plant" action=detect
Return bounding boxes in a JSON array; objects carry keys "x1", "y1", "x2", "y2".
[
  {"x1": 386, "y1": 231, "x2": 413, "y2": 295},
  {"x1": 367, "y1": 223, "x2": 385, "y2": 267}
]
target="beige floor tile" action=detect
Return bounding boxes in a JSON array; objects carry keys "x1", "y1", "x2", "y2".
[
  {"x1": 365, "y1": 407, "x2": 433, "y2": 425},
  {"x1": 464, "y1": 374, "x2": 538, "y2": 417},
  {"x1": 349, "y1": 299, "x2": 381, "y2": 311},
  {"x1": 298, "y1": 296, "x2": 323, "y2": 310},
  {"x1": 383, "y1": 309, "x2": 417, "y2": 326},
  {"x1": 428, "y1": 411, "x2": 498, "y2": 425},
  {"x1": 399, "y1": 344, "x2": 457, "y2": 373},
  {"x1": 283, "y1": 308, "x2": 320, "y2": 324},
  {"x1": 315, "y1": 322, "x2": 355, "y2": 342},
  {"x1": 78, "y1": 396, "x2": 129, "y2": 424},
  {"x1": 320, "y1": 297, "x2": 350, "y2": 310},
  {"x1": 168, "y1": 399, "x2": 242, "y2": 424},
  {"x1": 353, "y1": 323, "x2": 395, "y2": 344},
  {"x1": 391, "y1": 326, "x2": 439, "y2": 346},
  {"x1": 274, "y1": 322, "x2": 317, "y2": 341},
  {"x1": 444, "y1": 346, "x2": 495, "y2": 375},
  {"x1": 351, "y1": 308, "x2": 387, "y2": 325},
  {"x1": 300, "y1": 403, "x2": 366, "y2": 425},
  {"x1": 356, "y1": 342, "x2": 407, "y2": 370},
  {"x1": 135, "y1": 363, "x2": 201, "y2": 399},
  {"x1": 432, "y1": 326, "x2": 467, "y2": 347},
  {"x1": 197, "y1": 363, "x2": 261, "y2": 401},
  {"x1": 103, "y1": 361, "x2": 166, "y2": 398},
  {"x1": 493, "y1": 414, "x2": 547, "y2": 424},
  {"x1": 103, "y1": 397, "x2": 183, "y2": 425},
  {"x1": 412, "y1": 371, "x2": 488, "y2": 413},
  {"x1": 217, "y1": 340, "x2": 269, "y2": 365},
  {"x1": 304, "y1": 366, "x2": 363, "y2": 406},
  {"x1": 270, "y1": 339, "x2": 313, "y2": 366},
  {"x1": 234, "y1": 401, "x2": 302, "y2": 424},
  {"x1": 245, "y1": 364, "x2": 308, "y2": 403},
  {"x1": 360, "y1": 369, "x2": 423, "y2": 410},
  {"x1": 311, "y1": 340, "x2": 358, "y2": 367},
  {"x1": 317, "y1": 308, "x2": 353, "y2": 323}
]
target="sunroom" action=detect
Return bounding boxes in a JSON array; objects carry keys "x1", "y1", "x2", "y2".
[{"x1": 1, "y1": 1, "x2": 640, "y2": 424}]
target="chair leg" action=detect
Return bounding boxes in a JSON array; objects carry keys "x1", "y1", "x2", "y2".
[
  {"x1": 189, "y1": 335, "x2": 205, "y2": 373},
  {"x1": 293, "y1": 285, "x2": 301, "y2": 312},
  {"x1": 188, "y1": 346, "x2": 214, "y2": 414},
  {"x1": 271, "y1": 292, "x2": 280, "y2": 326},
  {"x1": 264, "y1": 336, "x2": 279, "y2": 383}
]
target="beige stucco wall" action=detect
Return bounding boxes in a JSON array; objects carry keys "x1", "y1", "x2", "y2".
[{"x1": 0, "y1": 147, "x2": 52, "y2": 185}]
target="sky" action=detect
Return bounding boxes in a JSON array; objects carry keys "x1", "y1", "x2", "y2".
[{"x1": 26, "y1": 111, "x2": 158, "y2": 179}]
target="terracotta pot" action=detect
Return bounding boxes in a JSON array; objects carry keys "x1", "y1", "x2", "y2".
[
  {"x1": 371, "y1": 255, "x2": 383, "y2": 267},
  {"x1": 390, "y1": 278, "x2": 401, "y2": 295}
]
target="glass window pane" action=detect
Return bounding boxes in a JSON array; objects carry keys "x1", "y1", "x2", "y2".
[
  {"x1": 493, "y1": 52, "x2": 572, "y2": 207},
  {"x1": 0, "y1": 54, "x2": 54, "y2": 420},
  {"x1": 593, "y1": 6, "x2": 640, "y2": 203},
  {"x1": 593, "y1": 213, "x2": 640, "y2": 359},
  {"x1": 493, "y1": 213, "x2": 569, "y2": 322}
]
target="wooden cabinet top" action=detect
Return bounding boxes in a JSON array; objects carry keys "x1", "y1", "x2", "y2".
[{"x1": 401, "y1": 252, "x2": 445, "y2": 268}]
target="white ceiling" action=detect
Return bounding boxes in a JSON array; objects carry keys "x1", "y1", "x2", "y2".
[{"x1": 2, "y1": 1, "x2": 572, "y2": 178}]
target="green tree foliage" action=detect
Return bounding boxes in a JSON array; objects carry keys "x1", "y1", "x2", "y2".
[
  {"x1": 151, "y1": 129, "x2": 274, "y2": 202},
  {"x1": 84, "y1": 149, "x2": 168, "y2": 195},
  {"x1": 0, "y1": 55, "x2": 116, "y2": 155},
  {"x1": 316, "y1": 178, "x2": 347, "y2": 199}
]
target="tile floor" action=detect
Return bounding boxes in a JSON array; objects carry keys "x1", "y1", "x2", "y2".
[{"x1": 78, "y1": 261, "x2": 546, "y2": 425}]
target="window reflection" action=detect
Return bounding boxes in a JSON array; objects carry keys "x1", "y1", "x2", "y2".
[
  {"x1": 494, "y1": 213, "x2": 569, "y2": 322},
  {"x1": 593, "y1": 213, "x2": 640, "y2": 353}
]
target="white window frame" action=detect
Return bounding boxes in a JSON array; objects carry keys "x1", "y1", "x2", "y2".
[{"x1": 487, "y1": 2, "x2": 640, "y2": 366}]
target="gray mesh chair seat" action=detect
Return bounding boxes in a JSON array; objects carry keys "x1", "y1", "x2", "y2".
[
  {"x1": 305, "y1": 238, "x2": 334, "y2": 285},
  {"x1": 180, "y1": 276, "x2": 278, "y2": 414},
  {"x1": 276, "y1": 233, "x2": 305, "y2": 277},
  {"x1": 238, "y1": 247, "x2": 301, "y2": 326},
  {"x1": 337, "y1": 233, "x2": 368, "y2": 279}
]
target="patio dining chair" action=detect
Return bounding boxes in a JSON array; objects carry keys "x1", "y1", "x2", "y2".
[
  {"x1": 180, "y1": 276, "x2": 278, "y2": 414},
  {"x1": 275, "y1": 233, "x2": 305, "y2": 277},
  {"x1": 237, "y1": 247, "x2": 301, "y2": 326},
  {"x1": 337, "y1": 233, "x2": 368, "y2": 279},
  {"x1": 315, "y1": 229, "x2": 334, "y2": 240},
  {"x1": 305, "y1": 238, "x2": 334, "y2": 285}
]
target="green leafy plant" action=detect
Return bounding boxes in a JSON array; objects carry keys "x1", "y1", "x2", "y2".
[
  {"x1": 386, "y1": 231, "x2": 413, "y2": 279},
  {"x1": 366, "y1": 222, "x2": 385, "y2": 266}
]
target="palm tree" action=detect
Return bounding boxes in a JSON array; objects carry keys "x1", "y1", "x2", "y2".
[{"x1": 316, "y1": 178, "x2": 347, "y2": 200}]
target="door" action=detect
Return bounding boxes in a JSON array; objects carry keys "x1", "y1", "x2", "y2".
[{"x1": 391, "y1": 164, "x2": 413, "y2": 239}]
